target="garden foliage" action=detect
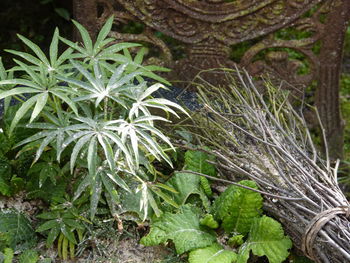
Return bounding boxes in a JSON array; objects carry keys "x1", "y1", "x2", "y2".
[{"x1": 0, "y1": 16, "x2": 296, "y2": 262}]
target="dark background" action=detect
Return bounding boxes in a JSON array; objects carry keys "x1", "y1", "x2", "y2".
[{"x1": 0, "y1": 0, "x2": 73, "y2": 66}]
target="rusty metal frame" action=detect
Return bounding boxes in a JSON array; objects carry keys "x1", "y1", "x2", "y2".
[{"x1": 73, "y1": 0, "x2": 350, "y2": 159}]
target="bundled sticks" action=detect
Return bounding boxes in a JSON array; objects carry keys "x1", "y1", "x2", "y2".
[{"x1": 188, "y1": 68, "x2": 350, "y2": 263}]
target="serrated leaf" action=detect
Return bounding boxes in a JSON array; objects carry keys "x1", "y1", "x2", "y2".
[
  {"x1": 212, "y1": 180, "x2": 263, "y2": 235},
  {"x1": 140, "y1": 205, "x2": 216, "y2": 254},
  {"x1": 189, "y1": 243, "x2": 237, "y2": 263},
  {"x1": 237, "y1": 216, "x2": 292, "y2": 263}
]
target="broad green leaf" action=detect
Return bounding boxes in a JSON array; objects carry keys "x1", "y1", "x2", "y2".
[
  {"x1": 141, "y1": 205, "x2": 216, "y2": 254},
  {"x1": 189, "y1": 243, "x2": 237, "y2": 263},
  {"x1": 167, "y1": 172, "x2": 210, "y2": 210},
  {"x1": 0, "y1": 210, "x2": 37, "y2": 250},
  {"x1": 0, "y1": 176, "x2": 11, "y2": 196},
  {"x1": 185, "y1": 150, "x2": 216, "y2": 177},
  {"x1": 212, "y1": 180, "x2": 263, "y2": 235},
  {"x1": 237, "y1": 216, "x2": 292, "y2": 263}
]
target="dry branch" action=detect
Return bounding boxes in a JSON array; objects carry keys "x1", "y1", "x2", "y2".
[{"x1": 187, "y1": 68, "x2": 350, "y2": 263}]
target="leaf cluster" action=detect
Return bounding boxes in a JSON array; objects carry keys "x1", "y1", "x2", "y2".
[{"x1": 141, "y1": 150, "x2": 293, "y2": 263}]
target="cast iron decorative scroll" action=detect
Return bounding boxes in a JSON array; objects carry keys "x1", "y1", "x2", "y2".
[{"x1": 73, "y1": 0, "x2": 350, "y2": 159}]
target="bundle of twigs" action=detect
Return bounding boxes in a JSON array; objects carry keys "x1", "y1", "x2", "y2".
[{"x1": 185, "y1": 68, "x2": 350, "y2": 263}]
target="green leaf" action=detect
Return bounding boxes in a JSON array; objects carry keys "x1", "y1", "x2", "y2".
[
  {"x1": 30, "y1": 92, "x2": 48, "y2": 123},
  {"x1": 237, "y1": 216, "x2": 292, "y2": 263},
  {"x1": 46, "y1": 226, "x2": 60, "y2": 248},
  {"x1": 5, "y1": 49, "x2": 42, "y2": 66},
  {"x1": 9, "y1": 95, "x2": 39, "y2": 135},
  {"x1": 228, "y1": 235, "x2": 244, "y2": 247},
  {"x1": 140, "y1": 205, "x2": 216, "y2": 254},
  {"x1": 189, "y1": 243, "x2": 237, "y2": 263},
  {"x1": 185, "y1": 150, "x2": 216, "y2": 177},
  {"x1": 0, "y1": 210, "x2": 37, "y2": 251},
  {"x1": 49, "y1": 28, "x2": 59, "y2": 66},
  {"x1": 95, "y1": 16, "x2": 114, "y2": 50},
  {"x1": 3, "y1": 248, "x2": 13, "y2": 263},
  {"x1": 36, "y1": 219, "x2": 59, "y2": 232},
  {"x1": 72, "y1": 20, "x2": 93, "y2": 54},
  {"x1": 60, "y1": 224, "x2": 77, "y2": 244},
  {"x1": 17, "y1": 34, "x2": 50, "y2": 66},
  {"x1": 90, "y1": 171, "x2": 102, "y2": 219},
  {"x1": 18, "y1": 249, "x2": 39, "y2": 263},
  {"x1": 200, "y1": 214, "x2": 219, "y2": 229},
  {"x1": 167, "y1": 172, "x2": 210, "y2": 210},
  {"x1": 212, "y1": 180, "x2": 263, "y2": 235},
  {"x1": 0, "y1": 87, "x2": 38, "y2": 100}
]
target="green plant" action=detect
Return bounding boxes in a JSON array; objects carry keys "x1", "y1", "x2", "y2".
[
  {"x1": 141, "y1": 177, "x2": 292, "y2": 263},
  {"x1": 0, "y1": 15, "x2": 187, "y2": 222},
  {"x1": 35, "y1": 200, "x2": 87, "y2": 260},
  {"x1": 0, "y1": 210, "x2": 37, "y2": 252}
]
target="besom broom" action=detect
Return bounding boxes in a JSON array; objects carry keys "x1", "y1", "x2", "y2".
[{"x1": 182, "y1": 68, "x2": 350, "y2": 263}]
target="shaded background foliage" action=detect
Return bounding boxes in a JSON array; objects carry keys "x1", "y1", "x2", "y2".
[{"x1": 0, "y1": 0, "x2": 72, "y2": 67}]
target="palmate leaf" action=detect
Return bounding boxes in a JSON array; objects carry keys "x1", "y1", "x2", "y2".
[
  {"x1": 237, "y1": 216, "x2": 292, "y2": 263},
  {"x1": 140, "y1": 205, "x2": 216, "y2": 254},
  {"x1": 212, "y1": 180, "x2": 263, "y2": 235},
  {"x1": 189, "y1": 243, "x2": 237, "y2": 263}
]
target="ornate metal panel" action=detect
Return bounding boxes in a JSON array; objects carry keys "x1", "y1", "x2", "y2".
[{"x1": 73, "y1": 0, "x2": 350, "y2": 158}]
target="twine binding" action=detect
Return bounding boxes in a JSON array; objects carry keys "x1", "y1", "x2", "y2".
[{"x1": 301, "y1": 206, "x2": 350, "y2": 262}]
